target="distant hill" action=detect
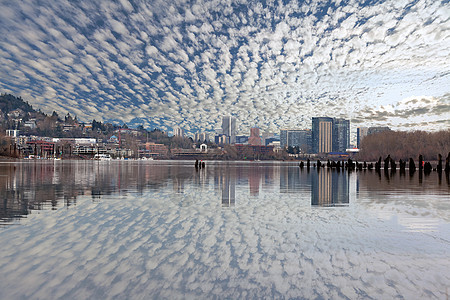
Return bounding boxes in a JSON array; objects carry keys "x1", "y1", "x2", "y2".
[
  {"x1": 0, "y1": 93, "x2": 36, "y2": 116},
  {"x1": 0, "y1": 93, "x2": 194, "y2": 150}
]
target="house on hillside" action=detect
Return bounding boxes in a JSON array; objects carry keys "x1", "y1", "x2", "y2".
[
  {"x1": 7, "y1": 108, "x2": 25, "y2": 119},
  {"x1": 23, "y1": 120, "x2": 37, "y2": 129}
]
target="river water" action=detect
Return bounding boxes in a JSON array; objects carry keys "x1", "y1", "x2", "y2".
[{"x1": 0, "y1": 160, "x2": 449, "y2": 299}]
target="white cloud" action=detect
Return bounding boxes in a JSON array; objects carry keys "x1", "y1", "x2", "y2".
[
  {"x1": 0, "y1": 0, "x2": 448, "y2": 133},
  {"x1": 119, "y1": 0, "x2": 133, "y2": 13},
  {"x1": 0, "y1": 164, "x2": 439, "y2": 298},
  {"x1": 109, "y1": 19, "x2": 129, "y2": 36}
]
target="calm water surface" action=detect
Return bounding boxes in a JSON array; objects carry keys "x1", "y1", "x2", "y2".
[{"x1": 0, "y1": 160, "x2": 449, "y2": 299}]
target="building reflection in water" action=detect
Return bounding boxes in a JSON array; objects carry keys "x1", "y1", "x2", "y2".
[
  {"x1": 2, "y1": 161, "x2": 448, "y2": 225},
  {"x1": 248, "y1": 167, "x2": 261, "y2": 196},
  {"x1": 0, "y1": 162, "x2": 80, "y2": 224},
  {"x1": 0, "y1": 161, "x2": 177, "y2": 224},
  {"x1": 280, "y1": 166, "x2": 300, "y2": 193},
  {"x1": 280, "y1": 166, "x2": 311, "y2": 193},
  {"x1": 311, "y1": 170, "x2": 349, "y2": 207},
  {"x1": 220, "y1": 168, "x2": 236, "y2": 207}
]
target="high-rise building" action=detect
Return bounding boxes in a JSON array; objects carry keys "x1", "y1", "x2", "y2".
[
  {"x1": 312, "y1": 117, "x2": 350, "y2": 153},
  {"x1": 194, "y1": 132, "x2": 209, "y2": 143},
  {"x1": 173, "y1": 127, "x2": 184, "y2": 137},
  {"x1": 280, "y1": 129, "x2": 311, "y2": 152},
  {"x1": 221, "y1": 116, "x2": 236, "y2": 144},
  {"x1": 280, "y1": 130, "x2": 288, "y2": 148},
  {"x1": 312, "y1": 117, "x2": 334, "y2": 153},
  {"x1": 333, "y1": 119, "x2": 350, "y2": 152},
  {"x1": 215, "y1": 134, "x2": 228, "y2": 145},
  {"x1": 356, "y1": 127, "x2": 368, "y2": 148},
  {"x1": 248, "y1": 127, "x2": 261, "y2": 145}
]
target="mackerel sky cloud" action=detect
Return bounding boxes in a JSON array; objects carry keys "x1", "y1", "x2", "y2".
[{"x1": 0, "y1": 0, "x2": 449, "y2": 134}]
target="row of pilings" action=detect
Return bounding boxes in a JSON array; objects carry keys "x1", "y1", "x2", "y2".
[{"x1": 299, "y1": 152, "x2": 450, "y2": 175}]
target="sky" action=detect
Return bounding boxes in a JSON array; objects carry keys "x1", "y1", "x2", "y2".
[{"x1": 0, "y1": 0, "x2": 449, "y2": 135}]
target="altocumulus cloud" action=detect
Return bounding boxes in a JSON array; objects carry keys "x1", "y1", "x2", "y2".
[{"x1": 0, "y1": 0, "x2": 449, "y2": 133}]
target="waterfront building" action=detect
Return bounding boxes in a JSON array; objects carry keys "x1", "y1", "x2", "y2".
[
  {"x1": 280, "y1": 129, "x2": 311, "y2": 152},
  {"x1": 51, "y1": 137, "x2": 97, "y2": 145},
  {"x1": 26, "y1": 140, "x2": 56, "y2": 157},
  {"x1": 312, "y1": 117, "x2": 334, "y2": 153},
  {"x1": 6, "y1": 129, "x2": 20, "y2": 138},
  {"x1": 221, "y1": 116, "x2": 236, "y2": 144},
  {"x1": 145, "y1": 142, "x2": 169, "y2": 156},
  {"x1": 333, "y1": 119, "x2": 350, "y2": 152},
  {"x1": 312, "y1": 117, "x2": 350, "y2": 154}
]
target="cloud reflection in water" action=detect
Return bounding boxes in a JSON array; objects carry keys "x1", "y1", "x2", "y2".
[{"x1": 0, "y1": 161, "x2": 449, "y2": 299}]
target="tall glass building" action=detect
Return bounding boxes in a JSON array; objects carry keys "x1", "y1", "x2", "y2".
[
  {"x1": 312, "y1": 117, "x2": 350, "y2": 153},
  {"x1": 333, "y1": 119, "x2": 350, "y2": 152},
  {"x1": 221, "y1": 116, "x2": 236, "y2": 144}
]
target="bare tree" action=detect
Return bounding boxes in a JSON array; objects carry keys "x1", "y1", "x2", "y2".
[{"x1": 357, "y1": 130, "x2": 450, "y2": 161}]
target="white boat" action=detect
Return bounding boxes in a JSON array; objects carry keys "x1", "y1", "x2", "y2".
[
  {"x1": 93, "y1": 154, "x2": 112, "y2": 161},
  {"x1": 140, "y1": 157, "x2": 154, "y2": 160},
  {"x1": 24, "y1": 155, "x2": 42, "y2": 160}
]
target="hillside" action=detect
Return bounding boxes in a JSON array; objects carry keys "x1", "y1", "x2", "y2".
[
  {"x1": 0, "y1": 93, "x2": 194, "y2": 151},
  {"x1": 0, "y1": 94, "x2": 36, "y2": 116}
]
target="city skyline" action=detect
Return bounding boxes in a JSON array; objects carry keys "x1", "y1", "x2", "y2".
[
  {"x1": 0, "y1": 0, "x2": 448, "y2": 134},
  {"x1": 155, "y1": 115, "x2": 393, "y2": 149}
]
